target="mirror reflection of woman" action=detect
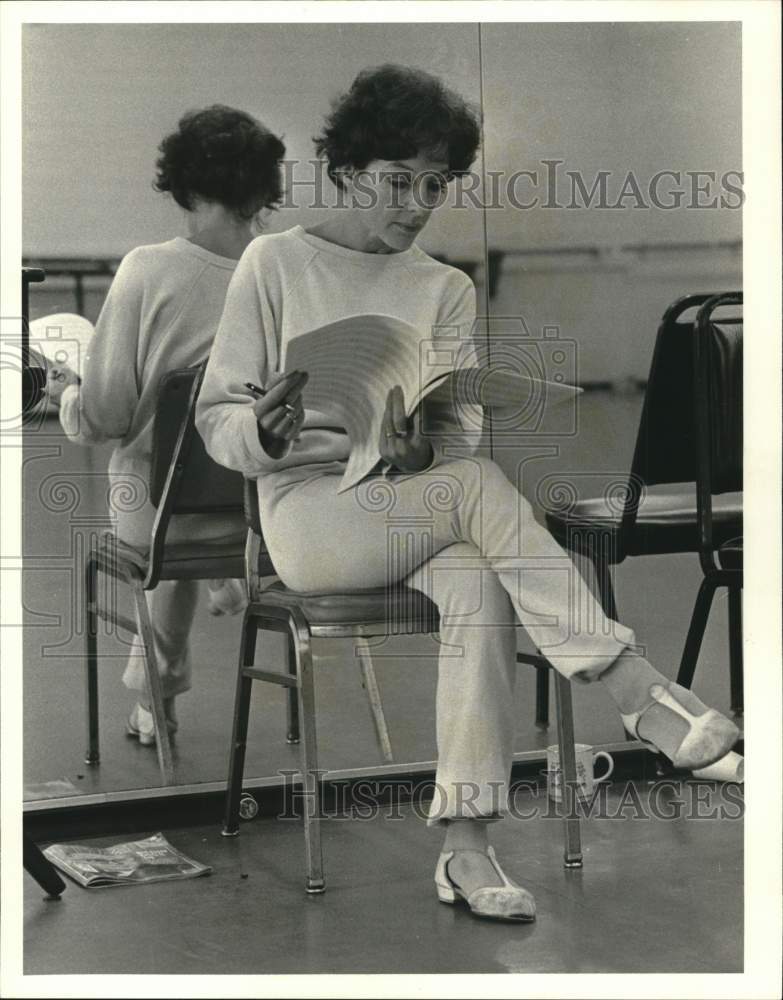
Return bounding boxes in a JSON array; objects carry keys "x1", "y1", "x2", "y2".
[
  {"x1": 197, "y1": 66, "x2": 739, "y2": 922},
  {"x1": 49, "y1": 105, "x2": 286, "y2": 748}
]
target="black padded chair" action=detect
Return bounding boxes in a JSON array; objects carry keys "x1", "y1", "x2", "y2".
[
  {"x1": 543, "y1": 292, "x2": 743, "y2": 724},
  {"x1": 84, "y1": 364, "x2": 246, "y2": 784},
  {"x1": 223, "y1": 475, "x2": 584, "y2": 893},
  {"x1": 675, "y1": 292, "x2": 743, "y2": 707}
]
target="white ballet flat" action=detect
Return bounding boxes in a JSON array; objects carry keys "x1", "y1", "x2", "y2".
[
  {"x1": 435, "y1": 847, "x2": 536, "y2": 923},
  {"x1": 621, "y1": 683, "x2": 739, "y2": 771},
  {"x1": 127, "y1": 701, "x2": 178, "y2": 746},
  {"x1": 207, "y1": 579, "x2": 248, "y2": 617}
]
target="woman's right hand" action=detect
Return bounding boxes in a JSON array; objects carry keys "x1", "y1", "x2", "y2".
[
  {"x1": 252, "y1": 370, "x2": 308, "y2": 459},
  {"x1": 45, "y1": 364, "x2": 81, "y2": 404}
]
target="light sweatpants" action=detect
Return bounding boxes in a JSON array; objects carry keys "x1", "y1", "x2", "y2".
[
  {"x1": 117, "y1": 502, "x2": 247, "y2": 701},
  {"x1": 257, "y1": 454, "x2": 636, "y2": 824}
]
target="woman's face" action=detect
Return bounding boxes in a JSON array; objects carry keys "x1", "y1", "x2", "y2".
[{"x1": 343, "y1": 152, "x2": 450, "y2": 253}]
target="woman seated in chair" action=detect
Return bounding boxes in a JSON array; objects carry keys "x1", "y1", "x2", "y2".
[
  {"x1": 46, "y1": 105, "x2": 286, "y2": 747},
  {"x1": 196, "y1": 66, "x2": 739, "y2": 923}
]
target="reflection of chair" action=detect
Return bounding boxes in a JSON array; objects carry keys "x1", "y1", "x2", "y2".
[
  {"x1": 223, "y1": 478, "x2": 584, "y2": 894},
  {"x1": 21, "y1": 267, "x2": 47, "y2": 414},
  {"x1": 543, "y1": 293, "x2": 743, "y2": 729},
  {"x1": 84, "y1": 364, "x2": 246, "y2": 784},
  {"x1": 24, "y1": 835, "x2": 66, "y2": 899}
]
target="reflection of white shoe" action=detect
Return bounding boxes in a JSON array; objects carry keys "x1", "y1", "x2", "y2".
[
  {"x1": 692, "y1": 751, "x2": 744, "y2": 783},
  {"x1": 207, "y1": 579, "x2": 248, "y2": 617},
  {"x1": 621, "y1": 682, "x2": 739, "y2": 771},
  {"x1": 127, "y1": 702, "x2": 177, "y2": 747}
]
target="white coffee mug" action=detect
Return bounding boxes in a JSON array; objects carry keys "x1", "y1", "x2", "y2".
[{"x1": 546, "y1": 743, "x2": 614, "y2": 802}]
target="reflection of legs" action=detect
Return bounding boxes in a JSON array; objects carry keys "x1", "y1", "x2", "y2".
[{"x1": 122, "y1": 579, "x2": 199, "y2": 703}]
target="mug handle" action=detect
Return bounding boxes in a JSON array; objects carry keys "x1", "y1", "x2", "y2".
[{"x1": 593, "y1": 751, "x2": 614, "y2": 782}]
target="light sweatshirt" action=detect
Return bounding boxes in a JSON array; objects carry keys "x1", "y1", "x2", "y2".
[
  {"x1": 196, "y1": 225, "x2": 482, "y2": 484},
  {"x1": 59, "y1": 236, "x2": 242, "y2": 546}
]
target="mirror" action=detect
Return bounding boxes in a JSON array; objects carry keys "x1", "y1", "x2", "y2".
[
  {"x1": 478, "y1": 21, "x2": 742, "y2": 751},
  {"x1": 22, "y1": 19, "x2": 744, "y2": 809},
  {"x1": 22, "y1": 22, "x2": 491, "y2": 804}
]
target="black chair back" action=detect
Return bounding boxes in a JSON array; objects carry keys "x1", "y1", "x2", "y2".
[
  {"x1": 243, "y1": 476, "x2": 263, "y2": 537},
  {"x1": 698, "y1": 303, "x2": 742, "y2": 494},
  {"x1": 144, "y1": 364, "x2": 245, "y2": 587},
  {"x1": 620, "y1": 292, "x2": 742, "y2": 553},
  {"x1": 150, "y1": 366, "x2": 244, "y2": 514}
]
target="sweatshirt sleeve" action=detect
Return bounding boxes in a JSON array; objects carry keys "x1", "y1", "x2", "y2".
[
  {"x1": 195, "y1": 240, "x2": 291, "y2": 477},
  {"x1": 58, "y1": 250, "x2": 144, "y2": 444},
  {"x1": 418, "y1": 273, "x2": 485, "y2": 464}
]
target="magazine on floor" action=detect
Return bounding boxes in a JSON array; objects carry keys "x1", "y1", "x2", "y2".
[
  {"x1": 42, "y1": 832, "x2": 212, "y2": 888},
  {"x1": 283, "y1": 313, "x2": 581, "y2": 492}
]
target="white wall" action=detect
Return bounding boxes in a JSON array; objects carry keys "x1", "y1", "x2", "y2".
[
  {"x1": 23, "y1": 21, "x2": 742, "y2": 378},
  {"x1": 22, "y1": 22, "x2": 485, "y2": 259}
]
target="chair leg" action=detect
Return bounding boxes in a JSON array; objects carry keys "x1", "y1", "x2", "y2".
[
  {"x1": 289, "y1": 622, "x2": 325, "y2": 894},
  {"x1": 728, "y1": 584, "x2": 743, "y2": 716},
  {"x1": 355, "y1": 638, "x2": 394, "y2": 763},
  {"x1": 553, "y1": 672, "x2": 583, "y2": 869},
  {"x1": 286, "y1": 636, "x2": 300, "y2": 744},
  {"x1": 676, "y1": 577, "x2": 717, "y2": 691},
  {"x1": 24, "y1": 834, "x2": 66, "y2": 898},
  {"x1": 84, "y1": 556, "x2": 100, "y2": 766},
  {"x1": 534, "y1": 662, "x2": 550, "y2": 729},
  {"x1": 223, "y1": 613, "x2": 258, "y2": 836},
  {"x1": 128, "y1": 576, "x2": 175, "y2": 786},
  {"x1": 593, "y1": 543, "x2": 619, "y2": 621}
]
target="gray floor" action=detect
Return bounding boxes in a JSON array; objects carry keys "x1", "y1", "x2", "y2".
[
  {"x1": 22, "y1": 386, "x2": 744, "y2": 975},
  {"x1": 24, "y1": 780, "x2": 743, "y2": 974}
]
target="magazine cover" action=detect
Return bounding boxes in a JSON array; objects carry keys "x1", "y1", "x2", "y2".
[{"x1": 43, "y1": 833, "x2": 212, "y2": 889}]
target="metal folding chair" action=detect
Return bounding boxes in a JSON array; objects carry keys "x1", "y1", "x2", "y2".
[
  {"x1": 223, "y1": 477, "x2": 583, "y2": 893},
  {"x1": 84, "y1": 364, "x2": 246, "y2": 784}
]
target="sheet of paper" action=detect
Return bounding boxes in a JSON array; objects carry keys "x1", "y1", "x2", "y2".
[{"x1": 283, "y1": 313, "x2": 581, "y2": 492}]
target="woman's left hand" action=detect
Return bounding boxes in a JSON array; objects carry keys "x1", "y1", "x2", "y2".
[{"x1": 379, "y1": 385, "x2": 434, "y2": 474}]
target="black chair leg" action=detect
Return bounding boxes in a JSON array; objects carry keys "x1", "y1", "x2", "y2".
[
  {"x1": 223, "y1": 613, "x2": 258, "y2": 836},
  {"x1": 286, "y1": 634, "x2": 300, "y2": 744},
  {"x1": 84, "y1": 556, "x2": 100, "y2": 766},
  {"x1": 289, "y1": 620, "x2": 325, "y2": 894},
  {"x1": 23, "y1": 835, "x2": 66, "y2": 898},
  {"x1": 728, "y1": 584, "x2": 743, "y2": 715},
  {"x1": 535, "y1": 663, "x2": 550, "y2": 728},
  {"x1": 676, "y1": 577, "x2": 717, "y2": 690},
  {"x1": 594, "y1": 543, "x2": 619, "y2": 621}
]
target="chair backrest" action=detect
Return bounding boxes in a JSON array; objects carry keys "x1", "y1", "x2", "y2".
[
  {"x1": 144, "y1": 364, "x2": 245, "y2": 587},
  {"x1": 243, "y1": 476, "x2": 263, "y2": 536},
  {"x1": 628, "y1": 292, "x2": 742, "y2": 486},
  {"x1": 149, "y1": 365, "x2": 244, "y2": 514},
  {"x1": 620, "y1": 291, "x2": 742, "y2": 552},
  {"x1": 696, "y1": 295, "x2": 743, "y2": 494}
]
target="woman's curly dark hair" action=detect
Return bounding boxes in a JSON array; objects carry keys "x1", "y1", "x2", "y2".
[
  {"x1": 313, "y1": 64, "x2": 481, "y2": 186},
  {"x1": 154, "y1": 105, "x2": 286, "y2": 219}
]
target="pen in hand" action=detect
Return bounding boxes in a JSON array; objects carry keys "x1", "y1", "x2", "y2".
[
  {"x1": 245, "y1": 373, "x2": 307, "y2": 445},
  {"x1": 244, "y1": 380, "x2": 297, "y2": 416}
]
